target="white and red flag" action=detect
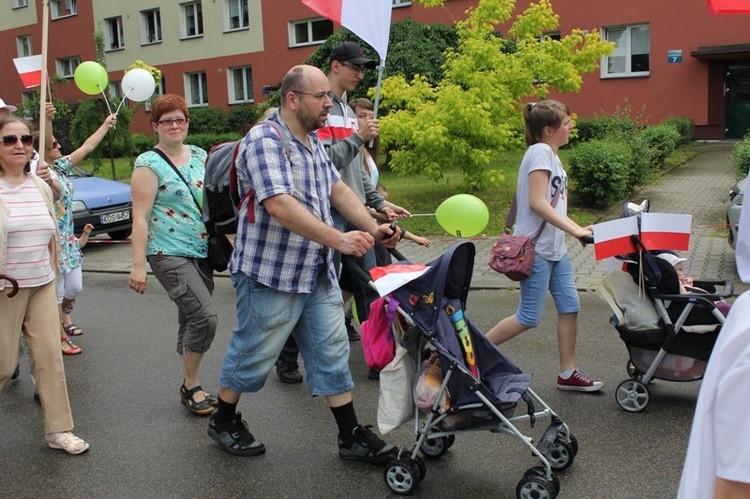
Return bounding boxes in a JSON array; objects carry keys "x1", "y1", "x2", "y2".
[
  {"x1": 13, "y1": 55, "x2": 43, "y2": 88},
  {"x1": 592, "y1": 216, "x2": 638, "y2": 260},
  {"x1": 301, "y1": 0, "x2": 393, "y2": 61},
  {"x1": 640, "y1": 213, "x2": 692, "y2": 251},
  {"x1": 707, "y1": 0, "x2": 750, "y2": 13},
  {"x1": 369, "y1": 263, "x2": 432, "y2": 297}
]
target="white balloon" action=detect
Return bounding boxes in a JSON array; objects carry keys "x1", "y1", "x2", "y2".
[{"x1": 121, "y1": 68, "x2": 156, "y2": 102}]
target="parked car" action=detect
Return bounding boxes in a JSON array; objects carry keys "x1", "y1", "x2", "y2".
[
  {"x1": 69, "y1": 165, "x2": 132, "y2": 240},
  {"x1": 727, "y1": 176, "x2": 746, "y2": 249}
]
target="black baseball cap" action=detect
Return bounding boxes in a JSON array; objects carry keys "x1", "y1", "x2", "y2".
[{"x1": 329, "y1": 42, "x2": 376, "y2": 69}]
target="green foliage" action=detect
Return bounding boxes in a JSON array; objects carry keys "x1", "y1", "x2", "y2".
[
  {"x1": 661, "y1": 116, "x2": 693, "y2": 145},
  {"x1": 638, "y1": 124, "x2": 680, "y2": 167},
  {"x1": 188, "y1": 106, "x2": 258, "y2": 135},
  {"x1": 70, "y1": 99, "x2": 133, "y2": 173},
  {"x1": 186, "y1": 132, "x2": 243, "y2": 153},
  {"x1": 226, "y1": 105, "x2": 258, "y2": 135},
  {"x1": 573, "y1": 116, "x2": 639, "y2": 143},
  {"x1": 731, "y1": 135, "x2": 750, "y2": 179},
  {"x1": 131, "y1": 133, "x2": 156, "y2": 156},
  {"x1": 380, "y1": 0, "x2": 614, "y2": 190},
  {"x1": 568, "y1": 139, "x2": 631, "y2": 207}
]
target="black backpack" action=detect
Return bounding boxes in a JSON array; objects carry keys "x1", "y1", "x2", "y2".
[{"x1": 202, "y1": 119, "x2": 291, "y2": 235}]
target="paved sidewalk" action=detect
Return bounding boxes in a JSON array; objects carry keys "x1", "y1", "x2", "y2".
[{"x1": 82, "y1": 142, "x2": 748, "y2": 295}]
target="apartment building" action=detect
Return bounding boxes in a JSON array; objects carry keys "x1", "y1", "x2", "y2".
[{"x1": 1, "y1": 0, "x2": 748, "y2": 138}]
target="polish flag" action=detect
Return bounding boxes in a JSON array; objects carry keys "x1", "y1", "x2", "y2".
[
  {"x1": 707, "y1": 0, "x2": 750, "y2": 13},
  {"x1": 592, "y1": 216, "x2": 638, "y2": 260},
  {"x1": 640, "y1": 213, "x2": 692, "y2": 250},
  {"x1": 13, "y1": 55, "x2": 43, "y2": 88},
  {"x1": 302, "y1": 0, "x2": 393, "y2": 60},
  {"x1": 369, "y1": 263, "x2": 432, "y2": 296}
]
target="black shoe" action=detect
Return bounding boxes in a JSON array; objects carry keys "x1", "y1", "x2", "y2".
[
  {"x1": 339, "y1": 425, "x2": 397, "y2": 464},
  {"x1": 276, "y1": 361, "x2": 303, "y2": 384},
  {"x1": 367, "y1": 368, "x2": 380, "y2": 380},
  {"x1": 207, "y1": 412, "x2": 266, "y2": 456},
  {"x1": 180, "y1": 384, "x2": 215, "y2": 416},
  {"x1": 11, "y1": 365, "x2": 20, "y2": 380},
  {"x1": 345, "y1": 318, "x2": 361, "y2": 342}
]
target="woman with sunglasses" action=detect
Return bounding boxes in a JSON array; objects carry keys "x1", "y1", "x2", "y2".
[
  {"x1": 0, "y1": 115, "x2": 89, "y2": 454},
  {"x1": 128, "y1": 94, "x2": 218, "y2": 416},
  {"x1": 46, "y1": 113, "x2": 117, "y2": 352}
]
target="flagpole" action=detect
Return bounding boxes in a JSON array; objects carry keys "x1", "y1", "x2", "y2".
[
  {"x1": 38, "y1": 0, "x2": 50, "y2": 167},
  {"x1": 372, "y1": 59, "x2": 385, "y2": 119}
]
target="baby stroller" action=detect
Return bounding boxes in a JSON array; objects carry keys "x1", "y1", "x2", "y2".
[
  {"x1": 371, "y1": 242, "x2": 577, "y2": 498},
  {"x1": 595, "y1": 202, "x2": 733, "y2": 412}
]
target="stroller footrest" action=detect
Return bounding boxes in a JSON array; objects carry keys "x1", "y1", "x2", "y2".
[{"x1": 536, "y1": 421, "x2": 564, "y2": 455}]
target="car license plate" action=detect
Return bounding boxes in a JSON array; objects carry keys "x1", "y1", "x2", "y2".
[{"x1": 100, "y1": 210, "x2": 130, "y2": 225}]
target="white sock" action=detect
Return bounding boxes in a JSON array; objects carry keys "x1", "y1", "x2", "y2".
[{"x1": 559, "y1": 369, "x2": 575, "y2": 379}]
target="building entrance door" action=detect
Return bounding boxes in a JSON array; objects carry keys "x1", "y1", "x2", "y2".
[{"x1": 725, "y1": 63, "x2": 750, "y2": 139}]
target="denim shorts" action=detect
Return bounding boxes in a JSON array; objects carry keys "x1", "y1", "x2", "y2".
[
  {"x1": 515, "y1": 253, "x2": 580, "y2": 327},
  {"x1": 220, "y1": 270, "x2": 354, "y2": 397}
]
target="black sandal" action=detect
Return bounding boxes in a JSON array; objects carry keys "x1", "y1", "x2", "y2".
[
  {"x1": 63, "y1": 323, "x2": 84, "y2": 336},
  {"x1": 180, "y1": 384, "x2": 214, "y2": 416}
]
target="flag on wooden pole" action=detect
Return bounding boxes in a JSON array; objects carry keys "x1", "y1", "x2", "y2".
[
  {"x1": 13, "y1": 55, "x2": 43, "y2": 88},
  {"x1": 592, "y1": 216, "x2": 639, "y2": 260}
]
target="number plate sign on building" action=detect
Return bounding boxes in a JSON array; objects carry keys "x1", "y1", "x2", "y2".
[{"x1": 668, "y1": 49, "x2": 683, "y2": 63}]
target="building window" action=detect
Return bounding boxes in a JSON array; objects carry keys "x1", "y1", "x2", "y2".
[
  {"x1": 56, "y1": 56, "x2": 81, "y2": 78},
  {"x1": 182, "y1": 2, "x2": 204, "y2": 38},
  {"x1": 185, "y1": 72, "x2": 208, "y2": 107},
  {"x1": 289, "y1": 18, "x2": 334, "y2": 47},
  {"x1": 50, "y1": 0, "x2": 76, "y2": 19},
  {"x1": 225, "y1": 0, "x2": 249, "y2": 31},
  {"x1": 145, "y1": 78, "x2": 166, "y2": 112},
  {"x1": 105, "y1": 17, "x2": 124, "y2": 51},
  {"x1": 602, "y1": 24, "x2": 650, "y2": 78},
  {"x1": 13, "y1": 0, "x2": 29, "y2": 9},
  {"x1": 141, "y1": 9, "x2": 162, "y2": 45},
  {"x1": 228, "y1": 66, "x2": 253, "y2": 104},
  {"x1": 392, "y1": 0, "x2": 411, "y2": 7},
  {"x1": 109, "y1": 82, "x2": 124, "y2": 102},
  {"x1": 17, "y1": 35, "x2": 33, "y2": 57}
]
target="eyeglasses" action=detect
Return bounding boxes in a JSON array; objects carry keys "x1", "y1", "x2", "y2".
[
  {"x1": 292, "y1": 90, "x2": 335, "y2": 102},
  {"x1": 156, "y1": 117, "x2": 188, "y2": 127},
  {"x1": 2, "y1": 134, "x2": 33, "y2": 147},
  {"x1": 341, "y1": 62, "x2": 366, "y2": 74}
]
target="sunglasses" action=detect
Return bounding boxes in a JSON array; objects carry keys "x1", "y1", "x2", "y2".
[
  {"x1": 52, "y1": 139, "x2": 60, "y2": 149},
  {"x1": 2, "y1": 134, "x2": 34, "y2": 147}
]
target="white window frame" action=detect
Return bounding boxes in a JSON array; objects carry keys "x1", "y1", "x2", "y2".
[
  {"x1": 145, "y1": 78, "x2": 166, "y2": 112},
  {"x1": 56, "y1": 56, "x2": 81, "y2": 78},
  {"x1": 13, "y1": 0, "x2": 29, "y2": 9},
  {"x1": 181, "y1": 1, "x2": 204, "y2": 39},
  {"x1": 289, "y1": 18, "x2": 334, "y2": 48},
  {"x1": 17, "y1": 35, "x2": 33, "y2": 57},
  {"x1": 141, "y1": 9, "x2": 162, "y2": 45},
  {"x1": 392, "y1": 0, "x2": 412, "y2": 7},
  {"x1": 228, "y1": 66, "x2": 254, "y2": 104},
  {"x1": 105, "y1": 16, "x2": 124, "y2": 51},
  {"x1": 185, "y1": 72, "x2": 208, "y2": 107},
  {"x1": 50, "y1": 0, "x2": 76, "y2": 19},
  {"x1": 108, "y1": 82, "x2": 124, "y2": 104},
  {"x1": 225, "y1": 0, "x2": 249, "y2": 31},
  {"x1": 601, "y1": 24, "x2": 650, "y2": 79}
]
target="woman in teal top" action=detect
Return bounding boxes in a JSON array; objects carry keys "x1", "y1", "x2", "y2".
[{"x1": 128, "y1": 94, "x2": 218, "y2": 416}]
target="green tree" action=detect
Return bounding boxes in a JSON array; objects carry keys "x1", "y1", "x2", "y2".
[{"x1": 379, "y1": 0, "x2": 614, "y2": 190}]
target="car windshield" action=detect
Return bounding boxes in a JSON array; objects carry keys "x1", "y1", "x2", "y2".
[{"x1": 67, "y1": 165, "x2": 94, "y2": 179}]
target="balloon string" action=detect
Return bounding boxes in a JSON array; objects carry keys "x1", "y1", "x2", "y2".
[
  {"x1": 99, "y1": 84, "x2": 113, "y2": 116},
  {"x1": 409, "y1": 213, "x2": 436, "y2": 217},
  {"x1": 114, "y1": 87, "x2": 132, "y2": 116}
]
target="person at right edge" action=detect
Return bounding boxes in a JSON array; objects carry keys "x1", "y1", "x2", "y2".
[
  {"x1": 485, "y1": 100, "x2": 602, "y2": 393},
  {"x1": 274, "y1": 41, "x2": 410, "y2": 384},
  {"x1": 207, "y1": 65, "x2": 401, "y2": 464}
]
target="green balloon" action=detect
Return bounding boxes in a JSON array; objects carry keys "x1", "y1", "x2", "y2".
[
  {"x1": 435, "y1": 194, "x2": 490, "y2": 238},
  {"x1": 74, "y1": 61, "x2": 109, "y2": 96}
]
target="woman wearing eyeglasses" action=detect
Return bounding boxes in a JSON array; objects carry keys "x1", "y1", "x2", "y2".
[
  {"x1": 46, "y1": 113, "x2": 117, "y2": 353},
  {"x1": 0, "y1": 115, "x2": 90, "y2": 454},
  {"x1": 128, "y1": 94, "x2": 218, "y2": 416}
]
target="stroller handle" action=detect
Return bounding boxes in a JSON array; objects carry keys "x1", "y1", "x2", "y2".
[{"x1": 579, "y1": 235, "x2": 594, "y2": 245}]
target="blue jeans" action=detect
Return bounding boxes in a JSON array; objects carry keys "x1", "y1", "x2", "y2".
[
  {"x1": 220, "y1": 270, "x2": 354, "y2": 397},
  {"x1": 516, "y1": 253, "x2": 580, "y2": 327}
]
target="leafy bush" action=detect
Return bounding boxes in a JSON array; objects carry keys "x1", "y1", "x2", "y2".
[
  {"x1": 187, "y1": 107, "x2": 231, "y2": 135},
  {"x1": 627, "y1": 133, "x2": 657, "y2": 188},
  {"x1": 573, "y1": 116, "x2": 639, "y2": 144},
  {"x1": 186, "y1": 133, "x2": 243, "y2": 153},
  {"x1": 638, "y1": 124, "x2": 680, "y2": 167},
  {"x1": 731, "y1": 136, "x2": 750, "y2": 179},
  {"x1": 131, "y1": 133, "x2": 155, "y2": 156},
  {"x1": 661, "y1": 116, "x2": 693, "y2": 145},
  {"x1": 568, "y1": 139, "x2": 632, "y2": 207}
]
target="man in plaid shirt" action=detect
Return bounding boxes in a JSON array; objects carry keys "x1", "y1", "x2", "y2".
[{"x1": 207, "y1": 65, "x2": 402, "y2": 465}]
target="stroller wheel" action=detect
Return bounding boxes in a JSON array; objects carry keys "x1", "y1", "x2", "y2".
[
  {"x1": 616, "y1": 379, "x2": 650, "y2": 412},
  {"x1": 543, "y1": 437, "x2": 575, "y2": 471},
  {"x1": 523, "y1": 467, "x2": 560, "y2": 496},
  {"x1": 413, "y1": 456, "x2": 427, "y2": 483},
  {"x1": 384, "y1": 458, "x2": 420, "y2": 495},
  {"x1": 516, "y1": 470, "x2": 559, "y2": 499},
  {"x1": 420, "y1": 436, "x2": 450, "y2": 459}
]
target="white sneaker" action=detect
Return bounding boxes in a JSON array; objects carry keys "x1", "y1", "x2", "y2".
[{"x1": 46, "y1": 432, "x2": 90, "y2": 455}]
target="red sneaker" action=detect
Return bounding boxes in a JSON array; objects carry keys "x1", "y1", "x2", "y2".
[{"x1": 557, "y1": 369, "x2": 603, "y2": 392}]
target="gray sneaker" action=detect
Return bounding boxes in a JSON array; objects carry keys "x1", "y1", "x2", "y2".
[
  {"x1": 207, "y1": 412, "x2": 266, "y2": 456},
  {"x1": 338, "y1": 425, "x2": 397, "y2": 464}
]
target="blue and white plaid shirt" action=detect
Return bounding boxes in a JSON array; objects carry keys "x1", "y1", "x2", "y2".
[{"x1": 229, "y1": 113, "x2": 340, "y2": 293}]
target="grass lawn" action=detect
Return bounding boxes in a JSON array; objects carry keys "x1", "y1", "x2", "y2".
[{"x1": 82, "y1": 145, "x2": 699, "y2": 237}]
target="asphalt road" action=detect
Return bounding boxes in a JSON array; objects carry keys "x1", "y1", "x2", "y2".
[{"x1": 1, "y1": 272, "x2": 698, "y2": 498}]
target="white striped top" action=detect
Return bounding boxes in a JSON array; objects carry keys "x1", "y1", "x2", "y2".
[{"x1": 0, "y1": 177, "x2": 56, "y2": 287}]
